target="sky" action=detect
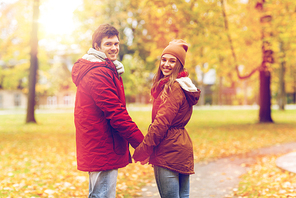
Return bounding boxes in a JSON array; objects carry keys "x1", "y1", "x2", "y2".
[
  {"x1": 39, "y1": 0, "x2": 83, "y2": 36},
  {"x1": 0, "y1": 0, "x2": 82, "y2": 36},
  {"x1": 0, "y1": 0, "x2": 18, "y2": 4}
]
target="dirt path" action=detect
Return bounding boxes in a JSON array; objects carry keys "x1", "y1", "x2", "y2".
[{"x1": 140, "y1": 142, "x2": 296, "y2": 198}]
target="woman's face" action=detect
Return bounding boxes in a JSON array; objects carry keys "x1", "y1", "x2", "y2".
[{"x1": 160, "y1": 54, "x2": 177, "y2": 76}]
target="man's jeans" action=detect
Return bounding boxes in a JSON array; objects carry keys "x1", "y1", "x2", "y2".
[
  {"x1": 154, "y1": 166, "x2": 190, "y2": 198},
  {"x1": 88, "y1": 169, "x2": 118, "y2": 198}
]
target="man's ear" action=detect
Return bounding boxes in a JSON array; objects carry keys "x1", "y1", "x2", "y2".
[{"x1": 94, "y1": 43, "x2": 100, "y2": 51}]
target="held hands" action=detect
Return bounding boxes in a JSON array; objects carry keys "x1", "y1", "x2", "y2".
[{"x1": 134, "y1": 157, "x2": 150, "y2": 165}]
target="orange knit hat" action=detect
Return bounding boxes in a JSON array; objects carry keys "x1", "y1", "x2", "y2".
[{"x1": 161, "y1": 39, "x2": 188, "y2": 66}]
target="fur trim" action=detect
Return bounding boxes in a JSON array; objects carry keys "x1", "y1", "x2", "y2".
[{"x1": 175, "y1": 77, "x2": 198, "y2": 92}]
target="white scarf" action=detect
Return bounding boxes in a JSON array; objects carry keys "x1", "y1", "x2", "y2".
[{"x1": 82, "y1": 48, "x2": 125, "y2": 75}]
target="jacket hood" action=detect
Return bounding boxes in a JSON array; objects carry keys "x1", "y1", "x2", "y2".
[
  {"x1": 175, "y1": 77, "x2": 201, "y2": 106},
  {"x1": 183, "y1": 89, "x2": 201, "y2": 106},
  {"x1": 72, "y1": 58, "x2": 110, "y2": 87},
  {"x1": 72, "y1": 48, "x2": 125, "y2": 87}
]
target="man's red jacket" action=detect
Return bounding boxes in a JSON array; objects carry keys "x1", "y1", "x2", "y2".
[{"x1": 72, "y1": 58, "x2": 144, "y2": 172}]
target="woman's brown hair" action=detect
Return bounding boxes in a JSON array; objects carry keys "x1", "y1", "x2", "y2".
[{"x1": 151, "y1": 57, "x2": 184, "y2": 100}]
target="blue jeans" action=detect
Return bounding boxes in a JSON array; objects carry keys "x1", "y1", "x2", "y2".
[
  {"x1": 88, "y1": 169, "x2": 118, "y2": 198},
  {"x1": 154, "y1": 166, "x2": 190, "y2": 198}
]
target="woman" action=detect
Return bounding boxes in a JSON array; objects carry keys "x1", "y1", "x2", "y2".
[{"x1": 133, "y1": 39, "x2": 201, "y2": 198}]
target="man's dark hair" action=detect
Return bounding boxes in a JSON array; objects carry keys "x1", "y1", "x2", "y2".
[{"x1": 92, "y1": 24, "x2": 119, "y2": 49}]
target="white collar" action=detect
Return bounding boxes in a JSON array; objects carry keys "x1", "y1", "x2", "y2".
[{"x1": 82, "y1": 48, "x2": 125, "y2": 75}]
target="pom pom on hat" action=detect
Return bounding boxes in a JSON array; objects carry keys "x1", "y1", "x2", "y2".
[{"x1": 161, "y1": 39, "x2": 188, "y2": 66}]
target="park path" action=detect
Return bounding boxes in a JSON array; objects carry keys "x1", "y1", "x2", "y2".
[{"x1": 139, "y1": 142, "x2": 296, "y2": 198}]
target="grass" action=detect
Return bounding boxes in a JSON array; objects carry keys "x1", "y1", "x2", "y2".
[
  {"x1": 0, "y1": 108, "x2": 295, "y2": 197},
  {"x1": 186, "y1": 109, "x2": 296, "y2": 162}
]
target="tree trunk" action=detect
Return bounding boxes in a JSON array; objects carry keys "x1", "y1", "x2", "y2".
[
  {"x1": 294, "y1": 72, "x2": 296, "y2": 104},
  {"x1": 257, "y1": 0, "x2": 273, "y2": 123},
  {"x1": 218, "y1": 76, "x2": 223, "y2": 105},
  {"x1": 26, "y1": 0, "x2": 39, "y2": 123},
  {"x1": 199, "y1": 82, "x2": 205, "y2": 106},
  {"x1": 221, "y1": 0, "x2": 273, "y2": 121},
  {"x1": 278, "y1": 62, "x2": 286, "y2": 110},
  {"x1": 259, "y1": 68, "x2": 273, "y2": 122},
  {"x1": 199, "y1": 63, "x2": 206, "y2": 106},
  {"x1": 278, "y1": 41, "x2": 286, "y2": 110},
  {"x1": 243, "y1": 80, "x2": 248, "y2": 105}
]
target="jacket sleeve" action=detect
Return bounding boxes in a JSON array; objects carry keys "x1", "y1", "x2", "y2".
[
  {"x1": 89, "y1": 66, "x2": 144, "y2": 149},
  {"x1": 133, "y1": 83, "x2": 184, "y2": 161}
]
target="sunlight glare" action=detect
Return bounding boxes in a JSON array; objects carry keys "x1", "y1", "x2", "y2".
[{"x1": 39, "y1": 0, "x2": 82, "y2": 36}]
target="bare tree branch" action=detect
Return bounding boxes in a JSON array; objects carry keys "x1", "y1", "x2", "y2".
[
  {"x1": 235, "y1": 65, "x2": 260, "y2": 80},
  {"x1": 220, "y1": 0, "x2": 260, "y2": 80}
]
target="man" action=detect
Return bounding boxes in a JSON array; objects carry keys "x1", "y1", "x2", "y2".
[{"x1": 71, "y1": 24, "x2": 144, "y2": 198}]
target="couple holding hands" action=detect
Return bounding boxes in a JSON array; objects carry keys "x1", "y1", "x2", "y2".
[{"x1": 72, "y1": 23, "x2": 201, "y2": 198}]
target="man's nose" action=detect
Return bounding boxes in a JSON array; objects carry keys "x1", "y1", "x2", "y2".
[{"x1": 111, "y1": 44, "x2": 117, "y2": 50}]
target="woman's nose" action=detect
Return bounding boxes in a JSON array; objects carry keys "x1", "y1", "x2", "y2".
[{"x1": 164, "y1": 61, "x2": 170, "y2": 66}]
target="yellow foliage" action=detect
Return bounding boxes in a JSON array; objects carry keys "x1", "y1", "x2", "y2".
[
  {"x1": 1, "y1": 109, "x2": 296, "y2": 197},
  {"x1": 235, "y1": 155, "x2": 296, "y2": 197}
]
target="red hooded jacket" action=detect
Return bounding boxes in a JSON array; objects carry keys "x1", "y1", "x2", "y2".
[{"x1": 72, "y1": 58, "x2": 144, "y2": 172}]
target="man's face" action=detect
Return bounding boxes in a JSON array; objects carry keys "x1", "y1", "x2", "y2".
[{"x1": 95, "y1": 35, "x2": 119, "y2": 61}]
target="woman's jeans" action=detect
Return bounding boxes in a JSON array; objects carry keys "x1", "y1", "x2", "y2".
[
  {"x1": 88, "y1": 169, "x2": 118, "y2": 198},
  {"x1": 154, "y1": 166, "x2": 190, "y2": 198}
]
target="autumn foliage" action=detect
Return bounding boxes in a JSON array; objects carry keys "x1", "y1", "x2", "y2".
[
  {"x1": 235, "y1": 155, "x2": 296, "y2": 197},
  {"x1": 0, "y1": 109, "x2": 296, "y2": 197}
]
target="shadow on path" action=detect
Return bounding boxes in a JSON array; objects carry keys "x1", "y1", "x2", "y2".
[{"x1": 140, "y1": 142, "x2": 296, "y2": 198}]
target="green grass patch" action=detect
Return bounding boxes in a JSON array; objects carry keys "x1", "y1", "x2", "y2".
[
  {"x1": 186, "y1": 109, "x2": 296, "y2": 161},
  {"x1": 0, "y1": 109, "x2": 295, "y2": 197}
]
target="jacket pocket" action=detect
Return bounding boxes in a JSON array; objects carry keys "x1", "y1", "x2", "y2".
[{"x1": 111, "y1": 129, "x2": 128, "y2": 155}]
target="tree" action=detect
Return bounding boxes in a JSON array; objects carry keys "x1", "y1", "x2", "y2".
[
  {"x1": 221, "y1": 0, "x2": 273, "y2": 122},
  {"x1": 270, "y1": 0, "x2": 296, "y2": 109},
  {"x1": 73, "y1": 0, "x2": 132, "y2": 58},
  {"x1": 73, "y1": 0, "x2": 154, "y2": 99},
  {"x1": 2, "y1": 0, "x2": 294, "y2": 110},
  {"x1": 0, "y1": 0, "x2": 31, "y2": 91},
  {"x1": 26, "y1": 0, "x2": 39, "y2": 123}
]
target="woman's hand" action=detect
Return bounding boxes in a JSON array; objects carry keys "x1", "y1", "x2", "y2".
[
  {"x1": 134, "y1": 157, "x2": 149, "y2": 165},
  {"x1": 140, "y1": 157, "x2": 149, "y2": 165}
]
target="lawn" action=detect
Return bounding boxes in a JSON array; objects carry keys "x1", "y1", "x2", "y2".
[{"x1": 0, "y1": 108, "x2": 295, "y2": 197}]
